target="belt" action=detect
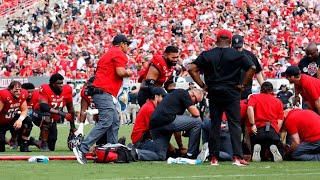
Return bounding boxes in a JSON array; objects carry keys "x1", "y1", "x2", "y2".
[{"x1": 92, "y1": 87, "x2": 104, "y2": 94}]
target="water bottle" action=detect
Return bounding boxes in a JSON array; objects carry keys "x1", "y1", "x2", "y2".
[
  {"x1": 167, "y1": 157, "x2": 202, "y2": 165},
  {"x1": 28, "y1": 156, "x2": 49, "y2": 163}
]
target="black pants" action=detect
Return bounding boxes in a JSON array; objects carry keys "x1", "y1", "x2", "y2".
[
  {"x1": 31, "y1": 110, "x2": 57, "y2": 151},
  {"x1": 0, "y1": 115, "x2": 33, "y2": 152},
  {"x1": 251, "y1": 126, "x2": 281, "y2": 160},
  {"x1": 208, "y1": 98, "x2": 243, "y2": 159}
]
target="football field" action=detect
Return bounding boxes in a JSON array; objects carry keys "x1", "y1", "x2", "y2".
[{"x1": 0, "y1": 124, "x2": 319, "y2": 180}]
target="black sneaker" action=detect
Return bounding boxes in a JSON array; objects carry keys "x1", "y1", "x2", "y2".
[
  {"x1": 73, "y1": 145, "x2": 87, "y2": 164},
  {"x1": 20, "y1": 141, "x2": 32, "y2": 152},
  {"x1": 29, "y1": 137, "x2": 41, "y2": 149},
  {"x1": 118, "y1": 136, "x2": 126, "y2": 146},
  {"x1": 9, "y1": 140, "x2": 18, "y2": 150},
  {"x1": 41, "y1": 141, "x2": 51, "y2": 152}
]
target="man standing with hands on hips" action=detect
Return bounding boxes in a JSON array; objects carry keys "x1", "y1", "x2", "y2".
[
  {"x1": 188, "y1": 29, "x2": 256, "y2": 166},
  {"x1": 73, "y1": 34, "x2": 133, "y2": 164}
]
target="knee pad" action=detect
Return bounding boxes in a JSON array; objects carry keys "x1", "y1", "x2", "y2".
[
  {"x1": 40, "y1": 116, "x2": 54, "y2": 131},
  {"x1": 21, "y1": 117, "x2": 33, "y2": 137}
]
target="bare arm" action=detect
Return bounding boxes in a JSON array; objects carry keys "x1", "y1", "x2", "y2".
[
  {"x1": 144, "y1": 65, "x2": 160, "y2": 82},
  {"x1": 255, "y1": 72, "x2": 264, "y2": 85},
  {"x1": 314, "y1": 98, "x2": 320, "y2": 114},
  {"x1": 286, "y1": 133, "x2": 300, "y2": 155},
  {"x1": 115, "y1": 67, "x2": 133, "y2": 78},
  {"x1": 242, "y1": 66, "x2": 256, "y2": 87},
  {"x1": 79, "y1": 98, "x2": 89, "y2": 124},
  {"x1": 0, "y1": 100, "x2": 4, "y2": 112},
  {"x1": 66, "y1": 101, "x2": 76, "y2": 129},
  {"x1": 278, "y1": 119, "x2": 283, "y2": 131},
  {"x1": 188, "y1": 64, "x2": 206, "y2": 88},
  {"x1": 317, "y1": 68, "x2": 320, "y2": 79},
  {"x1": 187, "y1": 105, "x2": 200, "y2": 117}
]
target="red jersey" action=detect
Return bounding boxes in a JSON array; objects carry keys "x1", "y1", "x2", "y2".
[
  {"x1": 247, "y1": 93, "x2": 284, "y2": 133},
  {"x1": 35, "y1": 84, "x2": 73, "y2": 121},
  {"x1": 131, "y1": 100, "x2": 156, "y2": 144},
  {"x1": 92, "y1": 46, "x2": 128, "y2": 97},
  {"x1": 140, "y1": 55, "x2": 174, "y2": 86},
  {"x1": 80, "y1": 86, "x2": 95, "y2": 109},
  {"x1": 285, "y1": 109, "x2": 320, "y2": 142},
  {"x1": 26, "y1": 89, "x2": 39, "y2": 110},
  {"x1": 297, "y1": 74, "x2": 320, "y2": 109},
  {"x1": 0, "y1": 89, "x2": 28, "y2": 125}
]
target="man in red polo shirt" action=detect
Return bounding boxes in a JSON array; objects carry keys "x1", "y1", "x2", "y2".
[
  {"x1": 131, "y1": 87, "x2": 166, "y2": 152},
  {"x1": 137, "y1": 46, "x2": 179, "y2": 107},
  {"x1": 285, "y1": 66, "x2": 320, "y2": 113},
  {"x1": 283, "y1": 108, "x2": 320, "y2": 161},
  {"x1": 73, "y1": 34, "x2": 133, "y2": 164},
  {"x1": 247, "y1": 82, "x2": 284, "y2": 162}
]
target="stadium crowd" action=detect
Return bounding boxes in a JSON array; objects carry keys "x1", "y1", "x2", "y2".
[{"x1": 0, "y1": 0, "x2": 320, "y2": 79}]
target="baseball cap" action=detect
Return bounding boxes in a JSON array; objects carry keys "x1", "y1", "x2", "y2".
[
  {"x1": 285, "y1": 66, "x2": 300, "y2": 77},
  {"x1": 217, "y1": 29, "x2": 232, "y2": 39},
  {"x1": 232, "y1": 35, "x2": 243, "y2": 48},
  {"x1": 112, "y1": 34, "x2": 132, "y2": 45},
  {"x1": 151, "y1": 87, "x2": 167, "y2": 97},
  {"x1": 279, "y1": 84, "x2": 287, "y2": 90}
]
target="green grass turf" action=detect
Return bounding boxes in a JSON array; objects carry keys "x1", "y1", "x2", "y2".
[{"x1": 0, "y1": 124, "x2": 319, "y2": 180}]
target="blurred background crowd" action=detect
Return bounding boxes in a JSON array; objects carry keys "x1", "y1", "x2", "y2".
[{"x1": 0, "y1": 0, "x2": 319, "y2": 80}]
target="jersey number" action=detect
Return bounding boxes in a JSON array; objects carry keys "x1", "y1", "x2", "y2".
[
  {"x1": 5, "y1": 108, "x2": 19, "y2": 119},
  {"x1": 51, "y1": 102, "x2": 63, "y2": 109}
]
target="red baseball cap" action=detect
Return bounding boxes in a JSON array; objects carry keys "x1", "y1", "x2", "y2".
[{"x1": 217, "y1": 29, "x2": 232, "y2": 39}]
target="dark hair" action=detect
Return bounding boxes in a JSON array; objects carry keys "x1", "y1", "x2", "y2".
[
  {"x1": 164, "y1": 46, "x2": 179, "y2": 54},
  {"x1": 260, "y1": 81, "x2": 273, "y2": 94},
  {"x1": 8, "y1": 81, "x2": 22, "y2": 90},
  {"x1": 21, "y1": 83, "x2": 35, "y2": 90},
  {"x1": 49, "y1": 73, "x2": 64, "y2": 85}
]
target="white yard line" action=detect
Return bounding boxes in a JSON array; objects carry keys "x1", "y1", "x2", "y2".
[{"x1": 81, "y1": 172, "x2": 320, "y2": 180}]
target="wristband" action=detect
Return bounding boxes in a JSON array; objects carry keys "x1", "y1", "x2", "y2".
[
  {"x1": 250, "y1": 123, "x2": 255, "y2": 126},
  {"x1": 178, "y1": 144, "x2": 184, "y2": 148},
  {"x1": 200, "y1": 83, "x2": 206, "y2": 88},
  {"x1": 18, "y1": 115, "x2": 26, "y2": 122}
]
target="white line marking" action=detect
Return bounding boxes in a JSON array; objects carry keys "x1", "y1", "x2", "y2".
[{"x1": 80, "y1": 172, "x2": 320, "y2": 180}]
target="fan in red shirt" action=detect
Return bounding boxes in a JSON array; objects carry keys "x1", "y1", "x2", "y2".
[
  {"x1": 283, "y1": 109, "x2": 320, "y2": 161},
  {"x1": 32, "y1": 73, "x2": 75, "y2": 152},
  {"x1": 137, "y1": 46, "x2": 178, "y2": 107},
  {"x1": 0, "y1": 81, "x2": 33, "y2": 152},
  {"x1": 247, "y1": 82, "x2": 284, "y2": 162},
  {"x1": 285, "y1": 66, "x2": 320, "y2": 114}
]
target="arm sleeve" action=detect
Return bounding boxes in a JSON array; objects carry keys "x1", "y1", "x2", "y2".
[
  {"x1": 247, "y1": 95, "x2": 257, "y2": 108},
  {"x1": 113, "y1": 53, "x2": 128, "y2": 68},
  {"x1": 192, "y1": 52, "x2": 206, "y2": 69}
]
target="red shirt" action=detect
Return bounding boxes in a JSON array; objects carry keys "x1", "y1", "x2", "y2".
[
  {"x1": 0, "y1": 89, "x2": 28, "y2": 125},
  {"x1": 248, "y1": 93, "x2": 283, "y2": 133},
  {"x1": 92, "y1": 46, "x2": 128, "y2": 97},
  {"x1": 140, "y1": 55, "x2": 174, "y2": 86},
  {"x1": 297, "y1": 74, "x2": 320, "y2": 109},
  {"x1": 131, "y1": 100, "x2": 156, "y2": 144},
  {"x1": 35, "y1": 84, "x2": 73, "y2": 121},
  {"x1": 26, "y1": 89, "x2": 39, "y2": 110},
  {"x1": 80, "y1": 86, "x2": 95, "y2": 109},
  {"x1": 285, "y1": 109, "x2": 320, "y2": 142}
]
